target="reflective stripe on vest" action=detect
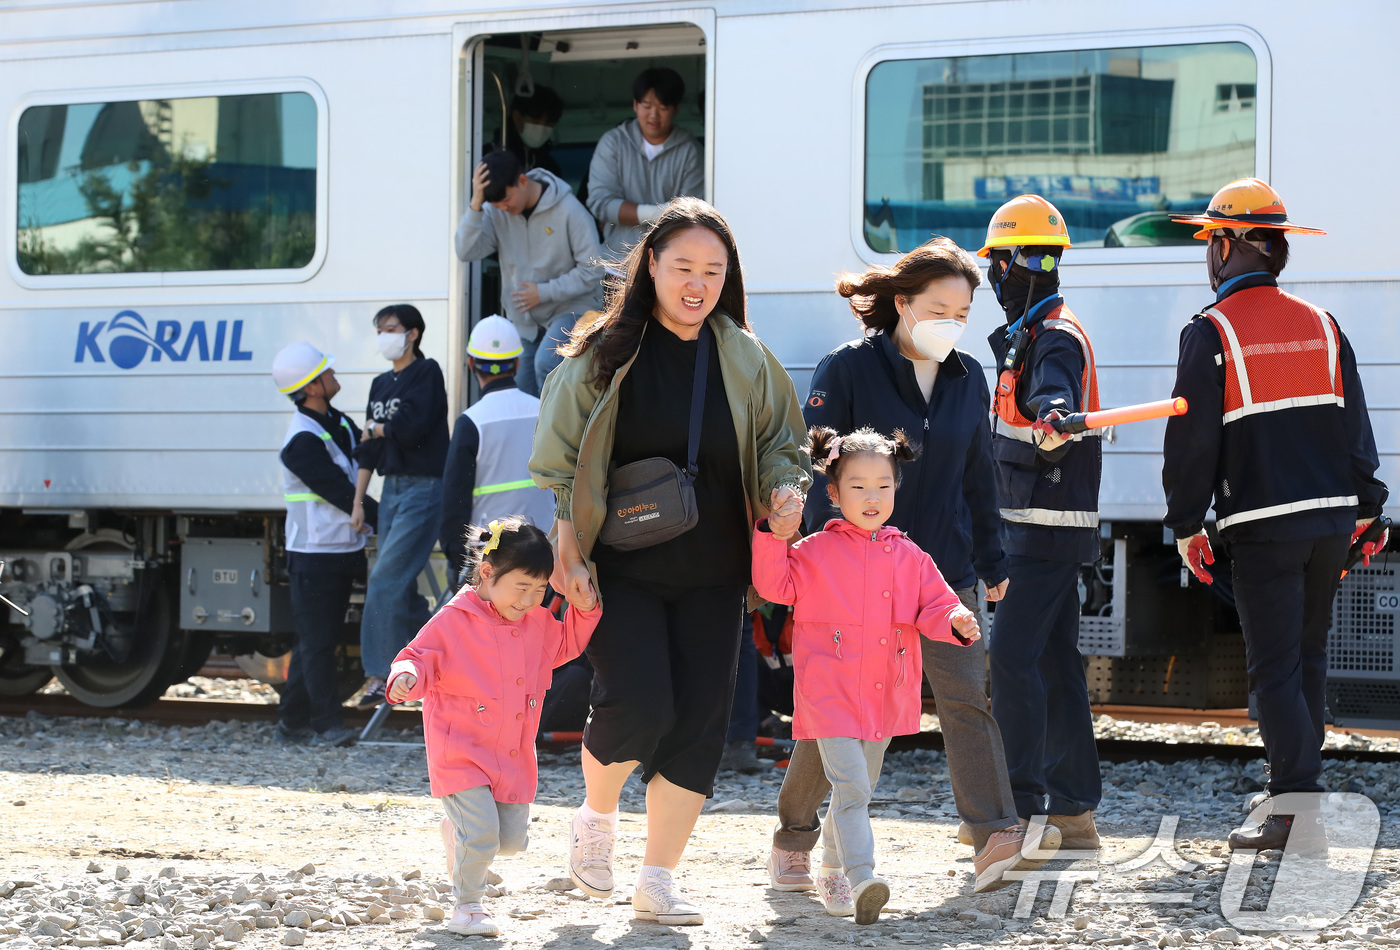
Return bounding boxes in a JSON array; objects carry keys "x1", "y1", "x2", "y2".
[
  {"x1": 1216, "y1": 494, "x2": 1360, "y2": 531},
  {"x1": 281, "y1": 412, "x2": 364, "y2": 555},
  {"x1": 1203, "y1": 288, "x2": 1343, "y2": 425},
  {"x1": 473, "y1": 478, "x2": 538, "y2": 497},
  {"x1": 284, "y1": 492, "x2": 326, "y2": 502},
  {"x1": 999, "y1": 507, "x2": 1100, "y2": 528}
]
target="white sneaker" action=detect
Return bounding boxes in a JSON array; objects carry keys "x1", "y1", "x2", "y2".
[
  {"x1": 767, "y1": 847, "x2": 815, "y2": 892},
  {"x1": 568, "y1": 809, "x2": 616, "y2": 899},
  {"x1": 446, "y1": 902, "x2": 500, "y2": 937},
  {"x1": 816, "y1": 866, "x2": 854, "y2": 917},
  {"x1": 851, "y1": 877, "x2": 890, "y2": 926},
  {"x1": 632, "y1": 868, "x2": 703, "y2": 926}
]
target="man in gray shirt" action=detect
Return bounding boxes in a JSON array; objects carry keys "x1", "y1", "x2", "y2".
[
  {"x1": 586, "y1": 67, "x2": 704, "y2": 258},
  {"x1": 455, "y1": 150, "x2": 604, "y2": 396}
]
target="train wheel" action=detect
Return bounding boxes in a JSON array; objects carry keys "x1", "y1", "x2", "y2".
[
  {"x1": 171, "y1": 631, "x2": 215, "y2": 684},
  {"x1": 53, "y1": 577, "x2": 182, "y2": 709},
  {"x1": 0, "y1": 628, "x2": 51, "y2": 696}
]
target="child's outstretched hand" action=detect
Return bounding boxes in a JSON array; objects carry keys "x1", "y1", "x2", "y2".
[
  {"x1": 387, "y1": 674, "x2": 416, "y2": 703},
  {"x1": 950, "y1": 608, "x2": 981, "y2": 644},
  {"x1": 768, "y1": 486, "x2": 804, "y2": 540}
]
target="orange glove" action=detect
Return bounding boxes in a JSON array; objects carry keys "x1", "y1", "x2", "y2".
[
  {"x1": 1176, "y1": 533, "x2": 1214, "y2": 585},
  {"x1": 1353, "y1": 518, "x2": 1390, "y2": 567}
]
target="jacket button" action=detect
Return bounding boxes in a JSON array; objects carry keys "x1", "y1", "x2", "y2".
[
  {"x1": 876, "y1": 732, "x2": 882, "y2": 739},
  {"x1": 509, "y1": 749, "x2": 518, "y2": 757},
  {"x1": 880, "y1": 638, "x2": 887, "y2": 645},
  {"x1": 511, "y1": 630, "x2": 520, "y2": 637},
  {"x1": 883, "y1": 590, "x2": 890, "y2": 598},
  {"x1": 509, "y1": 794, "x2": 517, "y2": 802},
  {"x1": 884, "y1": 545, "x2": 891, "y2": 553},
  {"x1": 516, "y1": 713, "x2": 523, "y2": 721},
  {"x1": 576, "y1": 531, "x2": 584, "y2": 539},
  {"x1": 516, "y1": 677, "x2": 524, "y2": 686},
  {"x1": 875, "y1": 682, "x2": 883, "y2": 690}
]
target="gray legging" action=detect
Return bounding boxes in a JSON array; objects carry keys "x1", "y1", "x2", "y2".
[
  {"x1": 441, "y1": 786, "x2": 530, "y2": 903},
  {"x1": 772, "y1": 587, "x2": 1019, "y2": 853}
]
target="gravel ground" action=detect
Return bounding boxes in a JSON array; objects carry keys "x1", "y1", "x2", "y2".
[{"x1": 4, "y1": 683, "x2": 1400, "y2": 950}]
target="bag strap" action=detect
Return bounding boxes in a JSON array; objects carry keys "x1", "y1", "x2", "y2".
[{"x1": 685, "y1": 322, "x2": 712, "y2": 476}]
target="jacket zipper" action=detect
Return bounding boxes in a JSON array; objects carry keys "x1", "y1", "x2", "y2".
[
  {"x1": 833, "y1": 630, "x2": 842, "y2": 659},
  {"x1": 894, "y1": 627, "x2": 907, "y2": 688}
]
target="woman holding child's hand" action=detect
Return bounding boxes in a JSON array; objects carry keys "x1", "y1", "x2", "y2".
[{"x1": 530, "y1": 198, "x2": 810, "y2": 926}]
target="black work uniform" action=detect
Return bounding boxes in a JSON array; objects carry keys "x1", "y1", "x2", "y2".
[
  {"x1": 985, "y1": 296, "x2": 1103, "y2": 820},
  {"x1": 279, "y1": 405, "x2": 376, "y2": 733},
  {"x1": 1164, "y1": 272, "x2": 1388, "y2": 794},
  {"x1": 586, "y1": 321, "x2": 750, "y2": 797}
]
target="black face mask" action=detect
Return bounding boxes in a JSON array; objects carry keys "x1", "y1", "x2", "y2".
[
  {"x1": 1207, "y1": 233, "x2": 1272, "y2": 292},
  {"x1": 990, "y1": 251, "x2": 1061, "y2": 324}
]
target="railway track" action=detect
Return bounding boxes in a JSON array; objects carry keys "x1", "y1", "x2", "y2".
[{"x1": 5, "y1": 692, "x2": 1399, "y2": 765}]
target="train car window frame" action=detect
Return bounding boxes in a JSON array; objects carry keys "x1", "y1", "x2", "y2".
[
  {"x1": 9, "y1": 77, "x2": 329, "y2": 289},
  {"x1": 850, "y1": 26, "x2": 1271, "y2": 267}
]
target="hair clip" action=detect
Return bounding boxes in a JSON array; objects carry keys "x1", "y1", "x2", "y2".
[
  {"x1": 483, "y1": 519, "x2": 505, "y2": 556},
  {"x1": 826, "y1": 436, "x2": 844, "y2": 463}
]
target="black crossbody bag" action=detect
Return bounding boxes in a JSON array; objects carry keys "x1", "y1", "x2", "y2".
[{"x1": 597, "y1": 322, "x2": 711, "y2": 551}]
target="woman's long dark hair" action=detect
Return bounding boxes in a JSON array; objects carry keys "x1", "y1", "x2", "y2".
[{"x1": 561, "y1": 197, "x2": 750, "y2": 389}]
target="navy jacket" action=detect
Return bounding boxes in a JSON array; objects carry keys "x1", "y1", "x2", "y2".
[
  {"x1": 1163, "y1": 272, "x2": 1387, "y2": 543},
  {"x1": 355, "y1": 357, "x2": 450, "y2": 478},
  {"x1": 802, "y1": 332, "x2": 1007, "y2": 590},
  {"x1": 986, "y1": 313, "x2": 1102, "y2": 564}
]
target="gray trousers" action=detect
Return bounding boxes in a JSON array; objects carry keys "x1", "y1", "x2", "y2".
[
  {"x1": 815, "y1": 736, "x2": 891, "y2": 886},
  {"x1": 441, "y1": 786, "x2": 530, "y2": 902},
  {"x1": 773, "y1": 587, "x2": 1018, "y2": 853}
]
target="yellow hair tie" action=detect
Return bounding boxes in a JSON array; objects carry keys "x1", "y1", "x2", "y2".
[{"x1": 482, "y1": 520, "x2": 505, "y2": 556}]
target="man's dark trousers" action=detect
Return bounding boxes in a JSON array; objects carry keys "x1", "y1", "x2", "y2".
[{"x1": 281, "y1": 565, "x2": 357, "y2": 733}]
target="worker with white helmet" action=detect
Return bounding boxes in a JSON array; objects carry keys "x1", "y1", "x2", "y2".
[
  {"x1": 440, "y1": 316, "x2": 557, "y2": 583},
  {"x1": 273, "y1": 341, "x2": 377, "y2": 748},
  {"x1": 1164, "y1": 179, "x2": 1389, "y2": 853}
]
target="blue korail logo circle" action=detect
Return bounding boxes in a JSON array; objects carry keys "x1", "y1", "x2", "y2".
[{"x1": 107, "y1": 311, "x2": 156, "y2": 369}]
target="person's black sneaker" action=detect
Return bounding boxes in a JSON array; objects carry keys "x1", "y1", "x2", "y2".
[
  {"x1": 718, "y1": 740, "x2": 765, "y2": 775},
  {"x1": 312, "y1": 726, "x2": 359, "y2": 748},
  {"x1": 274, "y1": 722, "x2": 314, "y2": 745},
  {"x1": 353, "y1": 678, "x2": 386, "y2": 710}
]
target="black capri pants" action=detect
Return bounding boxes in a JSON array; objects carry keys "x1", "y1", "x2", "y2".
[{"x1": 584, "y1": 570, "x2": 748, "y2": 797}]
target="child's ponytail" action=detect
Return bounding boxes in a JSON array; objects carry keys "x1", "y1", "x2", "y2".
[
  {"x1": 463, "y1": 516, "x2": 554, "y2": 586},
  {"x1": 809, "y1": 425, "x2": 921, "y2": 485}
]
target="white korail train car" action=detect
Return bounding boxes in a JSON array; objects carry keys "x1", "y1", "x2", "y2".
[{"x1": 1, "y1": 1, "x2": 1395, "y2": 715}]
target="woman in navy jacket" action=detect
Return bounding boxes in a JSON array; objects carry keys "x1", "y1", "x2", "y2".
[{"x1": 765, "y1": 238, "x2": 1059, "y2": 900}]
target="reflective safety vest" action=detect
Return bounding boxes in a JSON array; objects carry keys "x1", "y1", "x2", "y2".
[
  {"x1": 462, "y1": 387, "x2": 556, "y2": 529},
  {"x1": 282, "y1": 412, "x2": 366, "y2": 555},
  {"x1": 1202, "y1": 285, "x2": 1356, "y2": 532},
  {"x1": 990, "y1": 304, "x2": 1103, "y2": 532}
]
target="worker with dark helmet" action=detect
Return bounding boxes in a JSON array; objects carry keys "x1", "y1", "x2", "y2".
[
  {"x1": 1164, "y1": 178, "x2": 1389, "y2": 853},
  {"x1": 981, "y1": 195, "x2": 1103, "y2": 851}
]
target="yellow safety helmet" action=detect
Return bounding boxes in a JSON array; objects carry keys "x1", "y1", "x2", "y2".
[
  {"x1": 1169, "y1": 178, "x2": 1325, "y2": 240},
  {"x1": 977, "y1": 194, "x2": 1072, "y2": 258}
]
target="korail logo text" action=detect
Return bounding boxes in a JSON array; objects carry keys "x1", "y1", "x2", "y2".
[{"x1": 74, "y1": 310, "x2": 253, "y2": 369}]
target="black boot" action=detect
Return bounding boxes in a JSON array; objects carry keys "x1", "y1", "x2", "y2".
[{"x1": 1228, "y1": 813, "x2": 1328, "y2": 857}]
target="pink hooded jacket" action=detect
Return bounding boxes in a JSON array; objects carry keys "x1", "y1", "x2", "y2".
[
  {"x1": 751, "y1": 519, "x2": 967, "y2": 742},
  {"x1": 386, "y1": 588, "x2": 601, "y2": 803}
]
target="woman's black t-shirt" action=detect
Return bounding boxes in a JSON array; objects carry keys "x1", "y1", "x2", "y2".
[
  {"x1": 355, "y1": 357, "x2": 450, "y2": 477},
  {"x1": 592, "y1": 319, "x2": 751, "y2": 586}
]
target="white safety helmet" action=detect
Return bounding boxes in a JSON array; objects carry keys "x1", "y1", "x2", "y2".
[
  {"x1": 272, "y1": 341, "x2": 335, "y2": 395},
  {"x1": 467, "y1": 315, "x2": 523, "y2": 361}
]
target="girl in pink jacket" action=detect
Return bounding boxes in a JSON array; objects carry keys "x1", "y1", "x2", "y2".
[
  {"x1": 386, "y1": 517, "x2": 601, "y2": 937},
  {"x1": 753, "y1": 426, "x2": 980, "y2": 925}
]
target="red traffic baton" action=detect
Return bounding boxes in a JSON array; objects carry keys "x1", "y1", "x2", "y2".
[{"x1": 1054, "y1": 397, "x2": 1188, "y2": 435}]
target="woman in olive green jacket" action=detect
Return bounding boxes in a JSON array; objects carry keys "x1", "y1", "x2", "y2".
[{"x1": 530, "y1": 197, "x2": 810, "y2": 926}]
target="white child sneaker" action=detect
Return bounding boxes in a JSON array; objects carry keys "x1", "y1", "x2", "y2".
[
  {"x1": 632, "y1": 867, "x2": 703, "y2": 926},
  {"x1": 851, "y1": 877, "x2": 890, "y2": 925},
  {"x1": 568, "y1": 808, "x2": 616, "y2": 899},
  {"x1": 816, "y1": 865, "x2": 854, "y2": 917},
  {"x1": 446, "y1": 902, "x2": 500, "y2": 937}
]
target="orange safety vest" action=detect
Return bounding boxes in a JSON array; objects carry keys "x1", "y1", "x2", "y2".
[
  {"x1": 994, "y1": 305, "x2": 1101, "y2": 429},
  {"x1": 1202, "y1": 286, "x2": 1344, "y2": 425}
]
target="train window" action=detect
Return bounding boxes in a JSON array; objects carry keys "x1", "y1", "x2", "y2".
[
  {"x1": 863, "y1": 43, "x2": 1257, "y2": 253},
  {"x1": 16, "y1": 92, "x2": 317, "y2": 275}
]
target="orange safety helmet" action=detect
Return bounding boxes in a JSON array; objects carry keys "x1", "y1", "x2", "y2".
[
  {"x1": 976, "y1": 194, "x2": 1072, "y2": 258},
  {"x1": 1169, "y1": 178, "x2": 1326, "y2": 239}
]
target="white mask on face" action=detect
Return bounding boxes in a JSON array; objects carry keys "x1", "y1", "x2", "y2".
[
  {"x1": 377, "y1": 331, "x2": 409, "y2": 361},
  {"x1": 519, "y1": 122, "x2": 553, "y2": 148},
  {"x1": 902, "y1": 305, "x2": 964, "y2": 362}
]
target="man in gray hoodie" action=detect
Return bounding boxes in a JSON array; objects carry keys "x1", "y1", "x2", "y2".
[
  {"x1": 456, "y1": 150, "x2": 604, "y2": 396},
  {"x1": 586, "y1": 67, "x2": 704, "y2": 258}
]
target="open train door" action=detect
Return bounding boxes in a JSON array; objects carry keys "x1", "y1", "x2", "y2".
[{"x1": 448, "y1": 8, "x2": 715, "y2": 413}]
